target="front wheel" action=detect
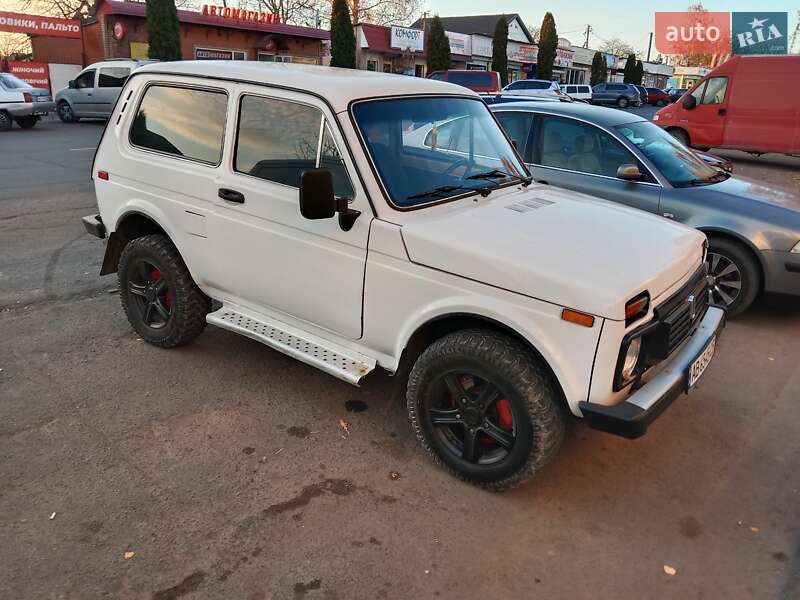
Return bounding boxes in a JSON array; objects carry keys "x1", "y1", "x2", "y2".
[
  {"x1": 706, "y1": 238, "x2": 760, "y2": 317},
  {"x1": 15, "y1": 116, "x2": 37, "y2": 129},
  {"x1": 57, "y1": 101, "x2": 77, "y2": 123},
  {"x1": 407, "y1": 329, "x2": 565, "y2": 490},
  {"x1": 118, "y1": 235, "x2": 211, "y2": 347}
]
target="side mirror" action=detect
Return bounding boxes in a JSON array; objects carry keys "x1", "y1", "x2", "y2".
[
  {"x1": 68, "y1": 80, "x2": 76, "y2": 89},
  {"x1": 299, "y1": 169, "x2": 360, "y2": 231},
  {"x1": 616, "y1": 164, "x2": 644, "y2": 181},
  {"x1": 682, "y1": 94, "x2": 697, "y2": 110}
]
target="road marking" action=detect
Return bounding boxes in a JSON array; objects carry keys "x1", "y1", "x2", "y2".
[{"x1": 69, "y1": 147, "x2": 96, "y2": 151}]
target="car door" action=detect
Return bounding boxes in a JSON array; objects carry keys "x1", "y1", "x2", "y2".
[
  {"x1": 528, "y1": 114, "x2": 661, "y2": 213},
  {"x1": 95, "y1": 66, "x2": 131, "y2": 116},
  {"x1": 209, "y1": 85, "x2": 371, "y2": 339},
  {"x1": 70, "y1": 69, "x2": 97, "y2": 117},
  {"x1": 592, "y1": 84, "x2": 607, "y2": 103},
  {"x1": 681, "y1": 76, "x2": 728, "y2": 148}
]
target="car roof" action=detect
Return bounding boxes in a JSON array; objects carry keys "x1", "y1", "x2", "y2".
[
  {"x1": 135, "y1": 61, "x2": 473, "y2": 112},
  {"x1": 489, "y1": 100, "x2": 647, "y2": 127}
]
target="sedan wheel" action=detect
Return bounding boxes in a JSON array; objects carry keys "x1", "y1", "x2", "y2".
[
  {"x1": 705, "y1": 238, "x2": 760, "y2": 316},
  {"x1": 706, "y1": 252, "x2": 742, "y2": 308},
  {"x1": 0, "y1": 111, "x2": 12, "y2": 132}
]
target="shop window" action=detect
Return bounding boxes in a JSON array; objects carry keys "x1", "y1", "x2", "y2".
[
  {"x1": 367, "y1": 60, "x2": 378, "y2": 72},
  {"x1": 130, "y1": 85, "x2": 227, "y2": 165},
  {"x1": 414, "y1": 64, "x2": 424, "y2": 78},
  {"x1": 258, "y1": 53, "x2": 275, "y2": 62},
  {"x1": 235, "y1": 95, "x2": 353, "y2": 198},
  {"x1": 382, "y1": 63, "x2": 392, "y2": 73}
]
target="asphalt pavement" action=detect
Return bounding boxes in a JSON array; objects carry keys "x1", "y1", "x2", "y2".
[{"x1": 1, "y1": 119, "x2": 799, "y2": 600}]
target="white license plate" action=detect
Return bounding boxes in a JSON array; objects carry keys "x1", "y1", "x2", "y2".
[
  {"x1": 35, "y1": 96, "x2": 49, "y2": 102},
  {"x1": 688, "y1": 336, "x2": 716, "y2": 388}
]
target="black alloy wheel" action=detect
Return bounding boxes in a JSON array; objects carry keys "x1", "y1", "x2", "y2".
[{"x1": 127, "y1": 259, "x2": 174, "y2": 330}]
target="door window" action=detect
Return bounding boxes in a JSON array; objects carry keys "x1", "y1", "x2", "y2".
[
  {"x1": 700, "y1": 77, "x2": 727, "y2": 105},
  {"x1": 494, "y1": 111, "x2": 535, "y2": 162},
  {"x1": 75, "y1": 70, "x2": 95, "y2": 89},
  {"x1": 536, "y1": 116, "x2": 638, "y2": 178},
  {"x1": 98, "y1": 67, "x2": 131, "y2": 88},
  {"x1": 129, "y1": 85, "x2": 227, "y2": 165},
  {"x1": 235, "y1": 95, "x2": 354, "y2": 197},
  {"x1": 689, "y1": 81, "x2": 706, "y2": 103}
]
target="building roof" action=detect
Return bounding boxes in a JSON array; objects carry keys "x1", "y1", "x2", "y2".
[
  {"x1": 411, "y1": 14, "x2": 534, "y2": 44},
  {"x1": 95, "y1": 0, "x2": 329, "y2": 40},
  {"x1": 135, "y1": 61, "x2": 473, "y2": 112},
  {"x1": 358, "y1": 23, "x2": 422, "y2": 55}
]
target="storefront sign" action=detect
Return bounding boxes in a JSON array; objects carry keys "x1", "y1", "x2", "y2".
[
  {"x1": 0, "y1": 11, "x2": 80, "y2": 38},
  {"x1": 446, "y1": 31, "x2": 471, "y2": 56},
  {"x1": 390, "y1": 26, "x2": 424, "y2": 52},
  {"x1": 508, "y1": 43, "x2": 538, "y2": 63},
  {"x1": 113, "y1": 21, "x2": 125, "y2": 41},
  {"x1": 201, "y1": 5, "x2": 280, "y2": 24},
  {"x1": 196, "y1": 48, "x2": 239, "y2": 60},
  {"x1": 554, "y1": 48, "x2": 574, "y2": 68},
  {"x1": 130, "y1": 42, "x2": 149, "y2": 60},
  {"x1": 8, "y1": 61, "x2": 50, "y2": 90},
  {"x1": 471, "y1": 35, "x2": 493, "y2": 57}
]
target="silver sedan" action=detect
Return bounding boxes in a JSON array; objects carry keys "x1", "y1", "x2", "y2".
[{"x1": 487, "y1": 101, "x2": 800, "y2": 315}]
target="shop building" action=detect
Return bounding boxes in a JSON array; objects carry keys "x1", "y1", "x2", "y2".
[
  {"x1": 80, "y1": 0, "x2": 328, "y2": 66},
  {"x1": 355, "y1": 23, "x2": 425, "y2": 76}
]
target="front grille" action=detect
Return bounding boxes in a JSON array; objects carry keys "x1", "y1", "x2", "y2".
[{"x1": 650, "y1": 265, "x2": 709, "y2": 359}]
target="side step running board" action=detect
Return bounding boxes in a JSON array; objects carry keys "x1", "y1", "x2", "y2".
[{"x1": 206, "y1": 307, "x2": 376, "y2": 386}]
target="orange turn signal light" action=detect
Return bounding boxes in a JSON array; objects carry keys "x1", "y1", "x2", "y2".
[
  {"x1": 561, "y1": 308, "x2": 595, "y2": 328},
  {"x1": 97, "y1": 170, "x2": 109, "y2": 180},
  {"x1": 625, "y1": 293, "x2": 650, "y2": 325}
]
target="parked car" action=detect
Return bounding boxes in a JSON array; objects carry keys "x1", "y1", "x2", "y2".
[
  {"x1": 666, "y1": 87, "x2": 688, "y2": 103},
  {"x1": 633, "y1": 85, "x2": 649, "y2": 105},
  {"x1": 489, "y1": 101, "x2": 800, "y2": 315},
  {"x1": 83, "y1": 61, "x2": 723, "y2": 489},
  {"x1": 501, "y1": 78, "x2": 561, "y2": 97},
  {"x1": 655, "y1": 55, "x2": 800, "y2": 156},
  {"x1": 427, "y1": 70, "x2": 501, "y2": 94},
  {"x1": 55, "y1": 59, "x2": 156, "y2": 122},
  {"x1": 560, "y1": 83, "x2": 592, "y2": 101},
  {"x1": 481, "y1": 93, "x2": 573, "y2": 106},
  {"x1": 591, "y1": 83, "x2": 640, "y2": 108},
  {"x1": 0, "y1": 72, "x2": 54, "y2": 131},
  {"x1": 645, "y1": 87, "x2": 671, "y2": 106}
]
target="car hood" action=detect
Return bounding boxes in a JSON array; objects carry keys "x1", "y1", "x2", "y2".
[
  {"x1": 693, "y1": 175, "x2": 800, "y2": 212},
  {"x1": 401, "y1": 185, "x2": 705, "y2": 320}
]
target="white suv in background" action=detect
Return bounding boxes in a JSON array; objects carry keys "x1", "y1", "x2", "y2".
[
  {"x1": 82, "y1": 62, "x2": 724, "y2": 490},
  {"x1": 55, "y1": 59, "x2": 156, "y2": 122},
  {"x1": 501, "y1": 78, "x2": 561, "y2": 98},
  {"x1": 560, "y1": 83, "x2": 592, "y2": 101}
]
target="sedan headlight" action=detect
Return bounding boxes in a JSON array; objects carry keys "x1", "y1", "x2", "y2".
[{"x1": 792, "y1": 241, "x2": 800, "y2": 254}]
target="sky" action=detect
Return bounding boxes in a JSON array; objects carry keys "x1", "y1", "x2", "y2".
[{"x1": 420, "y1": 0, "x2": 800, "y2": 56}]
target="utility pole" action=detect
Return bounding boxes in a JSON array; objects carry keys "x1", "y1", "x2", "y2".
[
  {"x1": 646, "y1": 31, "x2": 653, "y2": 62},
  {"x1": 583, "y1": 24, "x2": 592, "y2": 48}
]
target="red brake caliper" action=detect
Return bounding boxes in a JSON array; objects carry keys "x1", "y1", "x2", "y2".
[
  {"x1": 496, "y1": 399, "x2": 513, "y2": 429},
  {"x1": 150, "y1": 269, "x2": 173, "y2": 310}
]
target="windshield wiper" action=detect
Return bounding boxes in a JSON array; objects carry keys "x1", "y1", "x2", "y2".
[
  {"x1": 406, "y1": 184, "x2": 492, "y2": 202},
  {"x1": 466, "y1": 169, "x2": 534, "y2": 186}
]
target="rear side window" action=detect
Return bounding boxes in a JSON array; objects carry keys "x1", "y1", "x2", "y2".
[
  {"x1": 130, "y1": 85, "x2": 227, "y2": 165},
  {"x1": 448, "y1": 72, "x2": 491, "y2": 87},
  {"x1": 99, "y1": 67, "x2": 131, "y2": 88},
  {"x1": 235, "y1": 95, "x2": 354, "y2": 197},
  {"x1": 566, "y1": 86, "x2": 577, "y2": 94},
  {"x1": 609, "y1": 84, "x2": 626, "y2": 91}
]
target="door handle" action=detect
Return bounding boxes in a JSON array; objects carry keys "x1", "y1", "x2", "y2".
[
  {"x1": 218, "y1": 188, "x2": 245, "y2": 203},
  {"x1": 718, "y1": 108, "x2": 727, "y2": 116},
  {"x1": 536, "y1": 179, "x2": 549, "y2": 185}
]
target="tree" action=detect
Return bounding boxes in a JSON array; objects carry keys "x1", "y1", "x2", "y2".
[
  {"x1": 589, "y1": 51, "x2": 607, "y2": 85},
  {"x1": 536, "y1": 12, "x2": 557, "y2": 81},
  {"x1": 346, "y1": 0, "x2": 421, "y2": 26},
  {"x1": 426, "y1": 15, "x2": 451, "y2": 74},
  {"x1": 634, "y1": 59, "x2": 644, "y2": 85},
  {"x1": 491, "y1": 17, "x2": 508, "y2": 86},
  {"x1": 599, "y1": 38, "x2": 635, "y2": 57},
  {"x1": 329, "y1": 0, "x2": 356, "y2": 68},
  {"x1": 622, "y1": 53, "x2": 636, "y2": 83},
  {"x1": 147, "y1": 0, "x2": 182, "y2": 61},
  {"x1": 0, "y1": 33, "x2": 32, "y2": 62}
]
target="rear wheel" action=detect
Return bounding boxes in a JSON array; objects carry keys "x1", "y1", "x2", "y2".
[
  {"x1": 57, "y1": 101, "x2": 77, "y2": 123},
  {"x1": 0, "y1": 111, "x2": 12, "y2": 131},
  {"x1": 706, "y1": 237, "x2": 760, "y2": 317},
  {"x1": 617, "y1": 96, "x2": 629, "y2": 108},
  {"x1": 407, "y1": 329, "x2": 564, "y2": 491},
  {"x1": 15, "y1": 116, "x2": 37, "y2": 129},
  {"x1": 118, "y1": 235, "x2": 211, "y2": 347},
  {"x1": 656, "y1": 99, "x2": 665, "y2": 107}
]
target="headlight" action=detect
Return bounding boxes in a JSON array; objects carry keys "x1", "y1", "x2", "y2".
[
  {"x1": 620, "y1": 337, "x2": 642, "y2": 383},
  {"x1": 653, "y1": 114, "x2": 660, "y2": 121},
  {"x1": 792, "y1": 241, "x2": 800, "y2": 254}
]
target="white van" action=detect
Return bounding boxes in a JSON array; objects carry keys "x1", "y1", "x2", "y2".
[
  {"x1": 83, "y1": 61, "x2": 724, "y2": 489},
  {"x1": 560, "y1": 83, "x2": 593, "y2": 101}
]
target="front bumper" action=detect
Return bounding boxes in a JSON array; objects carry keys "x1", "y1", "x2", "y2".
[
  {"x1": 762, "y1": 250, "x2": 800, "y2": 297},
  {"x1": 579, "y1": 306, "x2": 726, "y2": 439},
  {"x1": 82, "y1": 214, "x2": 106, "y2": 239},
  {"x1": 6, "y1": 101, "x2": 55, "y2": 117}
]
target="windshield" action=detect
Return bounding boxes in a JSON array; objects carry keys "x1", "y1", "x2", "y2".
[
  {"x1": 352, "y1": 97, "x2": 528, "y2": 208},
  {"x1": 615, "y1": 120, "x2": 725, "y2": 187},
  {"x1": 0, "y1": 73, "x2": 29, "y2": 89}
]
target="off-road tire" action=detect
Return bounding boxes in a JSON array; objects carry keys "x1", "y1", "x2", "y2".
[
  {"x1": 617, "y1": 96, "x2": 629, "y2": 108},
  {"x1": 707, "y1": 237, "x2": 760, "y2": 317},
  {"x1": 118, "y1": 234, "x2": 210, "y2": 347},
  {"x1": 15, "y1": 116, "x2": 37, "y2": 129},
  {"x1": 0, "y1": 111, "x2": 12, "y2": 131},
  {"x1": 407, "y1": 329, "x2": 565, "y2": 491},
  {"x1": 57, "y1": 101, "x2": 77, "y2": 123}
]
